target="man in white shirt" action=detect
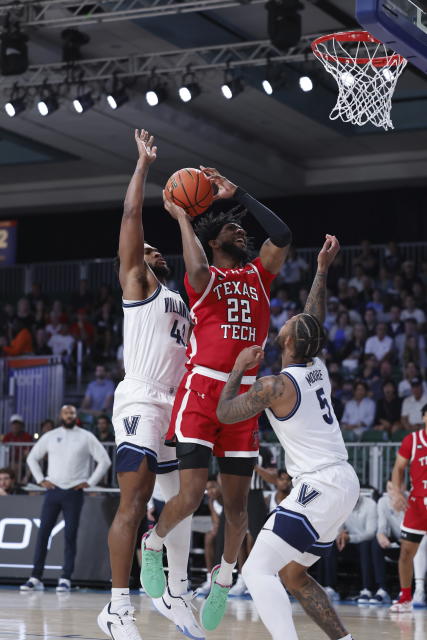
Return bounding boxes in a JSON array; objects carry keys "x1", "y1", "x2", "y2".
[
  {"x1": 401, "y1": 378, "x2": 427, "y2": 431},
  {"x1": 341, "y1": 381, "x2": 376, "y2": 439},
  {"x1": 21, "y1": 405, "x2": 111, "y2": 593},
  {"x1": 365, "y1": 323, "x2": 393, "y2": 363},
  {"x1": 401, "y1": 296, "x2": 426, "y2": 327},
  {"x1": 48, "y1": 325, "x2": 75, "y2": 357}
]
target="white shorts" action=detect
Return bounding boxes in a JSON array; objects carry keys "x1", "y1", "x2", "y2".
[
  {"x1": 262, "y1": 461, "x2": 360, "y2": 567},
  {"x1": 112, "y1": 377, "x2": 178, "y2": 474}
]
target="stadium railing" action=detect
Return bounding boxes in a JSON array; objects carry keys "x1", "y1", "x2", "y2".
[
  {"x1": 1, "y1": 241, "x2": 427, "y2": 298},
  {"x1": 0, "y1": 441, "x2": 401, "y2": 493},
  {"x1": 0, "y1": 356, "x2": 64, "y2": 435}
]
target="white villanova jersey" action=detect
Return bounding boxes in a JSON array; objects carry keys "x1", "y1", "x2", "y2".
[
  {"x1": 265, "y1": 357, "x2": 348, "y2": 479},
  {"x1": 122, "y1": 283, "x2": 190, "y2": 389}
]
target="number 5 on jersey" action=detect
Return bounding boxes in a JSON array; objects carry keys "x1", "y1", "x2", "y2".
[{"x1": 316, "y1": 387, "x2": 334, "y2": 424}]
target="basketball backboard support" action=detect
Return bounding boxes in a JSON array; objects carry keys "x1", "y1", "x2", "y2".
[{"x1": 356, "y1": 0, "x2": 427, "y2": 72}]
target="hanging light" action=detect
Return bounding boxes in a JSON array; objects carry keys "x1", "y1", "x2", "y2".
[
  {"x1": 37, "y1": 83, "x2": 59, "y2": 116},
  {"x1": 145, "y1": 72, "x2": 167, "y2": 107},
  {"x1": 262, "y1": 61, "x2": 287, "y2": 95},
  {"x1": 221, "y1": 67, "x2": 244, "y2": 100},
  {"x1": 178, "y1": 69, "x2": 201, "y2": 103},
  {"x1": 0, "y1": 16, "x2": 29, "y2": 76},
  {"x1": 299, "y1": 75, "x2": 313, "y2": 92},
  {"x1": 4, "y1": 83, "x2": 26, "y2": 117},
  {"x1": 106, "y1": 74, "x2": 129, "y2": 110},
  {"x1": 73, "y1": 86, "x2": 95, "y2": 113}
]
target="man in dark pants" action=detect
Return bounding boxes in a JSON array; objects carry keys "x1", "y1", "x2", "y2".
[{"x1": 22, "y1": 405, "x2": 111, "y2": 592}]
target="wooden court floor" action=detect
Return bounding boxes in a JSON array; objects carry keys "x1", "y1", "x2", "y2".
[{"x1": 0, "y1": 588, "x2": 426, "y2": 640}]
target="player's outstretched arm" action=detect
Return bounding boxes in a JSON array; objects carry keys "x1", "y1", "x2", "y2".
[
  {"x1": 217, "y1": 346, "x2": 293, "y2": 424},
  {"x1": 163, "y1": 192, "x2": 211, "y2": 293},
  {"x1": 304, "y1": 234, "x2": 340, "y2": 325},
  {"x1": 201, "y1": 165, "x2": 292, "y2": 274},
  {"x1": 118, "y1": 129, "x2": 157, "y2": 297}
]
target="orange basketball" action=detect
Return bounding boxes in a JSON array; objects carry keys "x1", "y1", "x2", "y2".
[{"x1": 165, "y1": 168, "x2": 214, "y2": 217}]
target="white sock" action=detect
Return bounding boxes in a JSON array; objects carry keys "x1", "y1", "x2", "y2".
[
  {"x1": 414, "y1": 537, "x2": 427, "y2": 581},
  {"x1": 338, "y1": 635, "x2": 353, "y2": 640},
  {"x1": 415, "y1": 578, "x2": 425, "y2": 591},
  {"x1": 242, "y1": 537, "x2": 298, "y2": 640},
  {"x1": 111, "y1": 587, "x2": 130, "y2": 611},
  {"x1": 157, "y1": 471, "x2": 191, "y2": 597},
  {"x1": 146, "y1": 526, "x2": 165, "y2": 552},
  {"x1": 216, "y1": 556, "x2": 236, "y2": 587}
]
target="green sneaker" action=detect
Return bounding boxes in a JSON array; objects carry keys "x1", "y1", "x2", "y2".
[
  {"x1": 140, "y1": 532, "x2": 166, "y2": 598},
  {"x1": 200, "y1": 565, "x2": 231, "y2": 631}
]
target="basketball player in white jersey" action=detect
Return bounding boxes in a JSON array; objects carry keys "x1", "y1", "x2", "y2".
[
  {"x1": 217, "y1": 235, "x2": 359, "y2": 640},
  {"x1": 98, "y1": 130, "x2": 204, "y2": 640}
]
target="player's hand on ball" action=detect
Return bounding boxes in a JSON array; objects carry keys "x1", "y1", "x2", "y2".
[
  {"x1": 317, "y1": 234, "x2": 340, "y2": 272},
  {"x1": 135, "y1": 129, "x2": 157, "y2": 165},
  {"x1": 163, "y1": 190, "x2": 191, "y2": 221},
  {"x1": 200, "y1": 165, "x2": 237, "y2": 200},
  {"x1": 234, "y1": 345, "x2": 264, "y2": 372}
]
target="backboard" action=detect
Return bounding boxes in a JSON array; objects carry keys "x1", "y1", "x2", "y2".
[{"x1": 356, "y1": 0, "x2": 427, "y2": 72}]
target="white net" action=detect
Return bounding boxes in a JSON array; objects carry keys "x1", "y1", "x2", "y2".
[{"x1": 312, "y1": 31, "x2": 407, "y2": 131}]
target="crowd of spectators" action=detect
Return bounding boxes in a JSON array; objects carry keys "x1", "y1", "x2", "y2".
[{"x1": 260, "y1": 240, "x2": 427, "y2": 442}]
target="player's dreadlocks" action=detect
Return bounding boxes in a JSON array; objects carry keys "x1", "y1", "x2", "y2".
[
  {"x1": 194, "y1": 206, "x2": 254, "y2": 263},
  {"x1": 293, "y1": 313, "x2": 326, "y2": 361}
]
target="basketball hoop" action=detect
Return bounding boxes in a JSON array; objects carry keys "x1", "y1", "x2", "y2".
[{"x1": 311, "y1": 30, "x2": 407, "y2": 130}]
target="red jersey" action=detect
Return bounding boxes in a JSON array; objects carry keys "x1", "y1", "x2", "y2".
[
  {"x1": 185, "y1": 257, "x2": 275, "y2": 376},
  {"x1": 399, "y1": 429, "x2": 427, "y2": 497}
]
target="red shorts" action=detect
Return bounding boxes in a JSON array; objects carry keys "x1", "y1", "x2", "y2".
[
  {"x1": 166, "y1": 369, "x2": 259, "y2": 458},
  {"x1": 402, "y1": 494, "x2": 427, "y2": 535}
]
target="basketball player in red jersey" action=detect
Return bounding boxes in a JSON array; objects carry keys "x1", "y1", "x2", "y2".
[
  {"x1": 389, "y1": 403, "x2": 427, "y2": 612},
  {"x1": 141, "y1": 166, "x2": 292, "y2": 630}
]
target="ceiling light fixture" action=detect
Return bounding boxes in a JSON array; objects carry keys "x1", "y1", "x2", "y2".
[
  {"x1": 178, "y1": 69, "x2": 201, "y2": 103},
  {"x1": 145, "y1": 72, "x2": 167, "y2": 107}
]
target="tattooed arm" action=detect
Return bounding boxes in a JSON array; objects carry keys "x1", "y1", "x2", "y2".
[
  {"x1": 217, "y1": 346, "x2": 293, "y2": 424},
  {"x1": 304, "y1": 234, "x2": 340, "y2": 325}
]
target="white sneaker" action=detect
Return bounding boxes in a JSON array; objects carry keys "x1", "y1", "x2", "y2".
[
  {"x1": 229, "y1": 574, "x2": 247, "y2": 597},
  {"x1": 324, "y1": 587, "x2": 340, "y2": 602},
  {"x1": 56, "y1": 579, "x2": 71, "y2": 593},
  {"x1": 357, "y1": 589, "x2": 372, "y2": 604},
  {"x1": 153, "y1": 587, "x2": 205, "y2": 640},
  {"x1": 20, "y1": 577, "x2": 44, "y2": 592},
  {"x1": 413, "y1": 588, "x2": 426, "y2": 606},
  {"x1": 369, "y1": 588, "x2": 391, "y2": 604},
  {"x1": 97, "y1": 602, "x2": 143, "y2": 640},
  {"x1": 390, "y1": 597, "x2": 413, "y2": 613},
  {"x1": 196, "y1": 577, "x2": 211, "y2": 596}
]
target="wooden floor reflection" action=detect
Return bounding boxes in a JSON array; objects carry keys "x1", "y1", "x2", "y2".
[{"x1": 0, "y1": 588, "x2": 425, "y2": 640}]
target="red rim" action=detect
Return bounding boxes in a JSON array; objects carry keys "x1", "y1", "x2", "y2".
[{"x1": 311, "y1": 30, "x2": 406, "y2": 67}]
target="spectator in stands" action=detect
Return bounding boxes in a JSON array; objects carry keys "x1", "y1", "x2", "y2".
[
  {"x1": 369, "y1": 360, "x2": 394, "y2": 401},
  {"x1": 373, "y1": 381, "x2": 402, "y2": 436},
  {"x1": 369, "y1": 481, "x2": 403, "y2": 604},
  {"x1": 51, "y1": 300, "x2": 69, "y2": 325},
  {"x1": 365, "y1": 322, "x2": 394, "y2": 363},
  {"x1": 328, "y1": 311, "x2": 353, "y2": 359},
  {"x1": 0, "y1": 467, "x2": 25, "y2": 495},
  {"x1": 388, "y1": 305, "x2": 404, "y2": 339},
  {"x1": 401, "y1": 378, "x2": 427, "y2": 431},
  {"x1": 342, "y1": 323, "x2": 367, "y2": 367},
  {"x1": 94, "y1": 302, "x2": 117, "y2": 359},
  {"x1": 45, "y1": 311, "x2": 62, "y2": 337},
  {"x1": 39, "y1": 419, "x2": 55, "y2": 436},
  {"x1": 198, "y1": 476, "x2": 223, "y2": 596},
  {"x1": 361, "y1": 354, "x2": 380, "y2": 387},
  {"x1": 349, "y1": 265, "x2": 365, "y2": 293},
  {"x1": 330, "y1": 373, "x2": 345, "y2": 422},
  {"x1": 383, "y1": 241, "x2": 401, "y2": 274},
  {"x1": 34, "y1": 329, "x2": 53, "y2": 356},
  {"x1": 0, "y1": 318, "x2": 33, "y2": 356},
  {"x1": 2, "y1": 415, "x2": 33, "y2": 480},
  {"x1": 324, "y1": 297, "x2": 339, "y2": 331},
  {"x1": 364, "y1": 308, "x2": 377, "y2": 337},
  {"x1": 95, "y1": 283, "x2": 116, "y2": 312},
  {"x1": 81, "y1": 365, "x2": 115, "y2": 416},
  {"x1": 22, "y1": 404, "x2": 111, "y2": 593},
  {"x1": 401, "y1": 260, "x2": 421, "y2": 292},
  {"x1": 401, "y1": 295, "x2": 426, "y2": 327},
  {"x1": 279, "y1": 247, "x2": 308, "y2": 289},
  {"x1": 395, "y1": 319, "x2": 425, "y2": 364},
  {"x1": 398, "y1": 362, "x2": 427, "y2": 399},
  {"x1": 71, "y1": 279, "x2": 93, "y2": 312},
  {"x1": 16, "y1": 297, "x2": 34, "y2": 331},
  {"x1": 27, "y1": 283, "x2": 48, "y2": 311},
  {"x1": 48, "y1": 324, "x2": 75, "y2": 361},
  {"x1": 270, "y1": 299, "x2": 288, "y2": 331},
  {"x1": 95, "y1": 415, "x2": 115, "y2": 443},
  {"x1": 70, "y1": 309, "x2": 95, "y2": 350},
  {"x1": 341, "y1": 381, "x2": 376, "y2": 439},
  {"x1": 33, "y1": 300, "x2": 48, "y2": 331},
  {"x1": 366, "y1": 289, "x2": 385, "y2": 321},
  {"x1": 265, "y1": 468, "x2": 292, "y2": 512},
  {"x1": 354, "y1": 240, "x2": 378, "y2": 277},
  {"x1": 336, "y1": 493, "x2": 378, "y2": 603}
]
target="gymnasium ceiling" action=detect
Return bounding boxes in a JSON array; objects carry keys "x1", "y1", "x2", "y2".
[{"x1": 1, "y1": 0, "x2": 427, "y2": 215}]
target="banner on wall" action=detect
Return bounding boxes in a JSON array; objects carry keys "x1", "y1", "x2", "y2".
[{"x1": 0, "y1": 220, "x2": 17, "y2": 266}]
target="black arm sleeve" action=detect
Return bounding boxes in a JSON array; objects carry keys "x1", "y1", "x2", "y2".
[{"x1": 234, "y1": 187, "x2": 292, "y2": 248}]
